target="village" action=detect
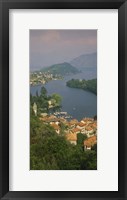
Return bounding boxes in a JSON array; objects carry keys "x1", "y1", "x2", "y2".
[
  {"x1": 33, "y1": 102, "x2": 97, "y2": 151},
  {"x1": 30, "y1": 71, "x2": 63, "y2": 86}
]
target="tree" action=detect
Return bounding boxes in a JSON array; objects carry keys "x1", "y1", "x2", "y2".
[
  {"x1": 36, "y1": 90, "x2": 39, "y2": 97},
  {"x1": 52, "y1": 93, "x2": 62, "y2": 106},
  {"x1": 77, "y1": 133, "x2": 87, "y2": 147},
  {"x1": 94, "y1": 115, "x2": 97, "y2": 120},
  {"x1": 40, "y1": 86, "x2": 47, "y2": 98},
  {"x1": 80, "y1": 150, "x2": 97, "y2": 170},
  {"x1": 66, "y1": 78, "x2": 97, "y2": 94},
  {"x1": 91, "y1": 144, "x2": 97, "y2": 152}
]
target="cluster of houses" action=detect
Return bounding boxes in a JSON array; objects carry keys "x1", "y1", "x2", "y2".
[
  {"x1": 30, "y1": 71, "x2": 62, "y2": 86},
  {"x1": 39, "y1": 114, "x2": 97, "y2": 150}
]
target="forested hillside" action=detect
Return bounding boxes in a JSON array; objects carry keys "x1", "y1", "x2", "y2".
[{"x1": 66, "y1": 79, "x2": 97, "y2": 95}]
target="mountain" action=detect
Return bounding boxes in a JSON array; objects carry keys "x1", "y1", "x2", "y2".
[
  {"x1": 70, "y1": 52, "x2": 97, "y2": 70},
  {"x1": 40, "y1": 62, "x2": 79, "y2": 76}
]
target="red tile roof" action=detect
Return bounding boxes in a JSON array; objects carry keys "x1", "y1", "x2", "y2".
[
  {"x1": 71, "y1": 128, "x2": 81, "y2": 133},
  {"x1": 66, "y1": 133, "x2": 77, "y2": 141},
  {"x1": 85, "y1": 126, "x2": 93, "y2": 131},
  {"x1": 84, "y1": 136, "x2": 97, "y2": 147},
  {"x1": 77, "y1": 122, "x2": 86, "y2": 127},
  {"x1": 51, "y1": 124, "x2": 60, "y2": 130}
]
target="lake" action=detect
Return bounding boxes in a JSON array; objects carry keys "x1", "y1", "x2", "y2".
[{"x1": 30, "y1": 71, "x2": 97, "y2": 121}]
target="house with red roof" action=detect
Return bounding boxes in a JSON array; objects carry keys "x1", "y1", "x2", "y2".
[
  {"x1": 50, "y1": 124, "x2": 60, "y2": 135},
  {"x1": 66, "y1": 133, "x2": 77, "y2": 145},
  {"x1": 84, "y1": 135, "x2": 97, "y2": 150}
]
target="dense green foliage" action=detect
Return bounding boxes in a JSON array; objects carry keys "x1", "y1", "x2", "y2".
[
  {"x1": 41, "y1": 62, "x2": 79, "y2": 76},
  {"x1": 30, "y1": 115, "x2": 97, "y2": 170},
  {"x1": 30, "y1": 86, "x2": 62, "y2": 114},
  {"x1": 30, "y1": 87, "x2": 49, "y2": 113},
  {"x1": 77, "y1": 133, "x2": 87, "y2": 147},
  {"x1": 51, "y1": 93, "x2": 62, "y2": 107},
  {"x1": 66, "y1": 78, "x2": 97, "y2": 94}
]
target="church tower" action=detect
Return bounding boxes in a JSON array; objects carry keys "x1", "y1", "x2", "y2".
[{"x1": 33, "y1": 102, "x2": 37, "y2": 116}]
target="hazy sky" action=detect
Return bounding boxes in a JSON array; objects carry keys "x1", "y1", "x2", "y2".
[{"x1": 30, "y1": 30, "x2": 97, "y2": 71}]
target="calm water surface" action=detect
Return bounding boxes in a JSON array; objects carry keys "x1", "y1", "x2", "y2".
[{"x1": 30, "y1": 72, "x2": 97, "y2": 121}]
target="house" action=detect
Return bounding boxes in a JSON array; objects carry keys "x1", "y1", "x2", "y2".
[
  {"x1": 76, "y1": 122, "x2": 86, "y2": 130},
  {"x1": 86, "y1": 122, "x2": 97, "y2": 135},
  {"x1": 39, "y1": 115, "x2": 59, "y2": 125},
  {"x1": 71, "y1": 119, "x2": 78, "y2": 124},
  {"x1": 85, "y1": 126, "x2": 94, "y2": 137},
  {"x1": 84, "y1": 135, "x2": 97, "y2": 150},
  {"x1": 50, "y1": 117, "x2": 60, "y2": 125},
  {"x1": 81, "y1": 118, "x2": 94, "y2": 125},
  {"x1": 48, "y1": 99, "x2": 56, "y2": 108},
  {"x1": 39, "y1": 116, "x2": 48, "y2": 121},
  {"x1": 68, "y1": 119, "x2": 78, "y2": 129},
  {"x1": 66, "y1": 133, "x2": 77, "y2": 145},
  {"x1": 81, "y1": 120, "x2": 87, "y2": 125},
  {"x1": 80, "y1": 128, "x2": 87, "y2": 135},
  {"x1": 71, "y1": 128, "x2": 81, "y2": 134},
  {"x1": 91, "y1": 122, "x2": 97, "y2": 133},
  {"x1": 59, "y1": 117, "x2": 67, "y2": 123},
  {"x1": 40, "y1": 113, "x2": 48, "y2": 117},
  {"x1": 50, "y1": 124, "x2": 60, "y2": 135}
]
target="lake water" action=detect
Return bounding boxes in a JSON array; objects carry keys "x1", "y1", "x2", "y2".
[{"x1": 30, "y1": 71, "x2": 97, "y2": 121}]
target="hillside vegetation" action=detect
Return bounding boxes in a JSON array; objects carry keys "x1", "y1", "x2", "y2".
[
  {"x1": 40, "y1": 62, "x2": 79, "y2": 76},
  {"x1": 30, "y1": 115, "x2": 97, "y2": 170},
  {"x1": 66, "y1": 79, "x2": 97, "y2": 95}
]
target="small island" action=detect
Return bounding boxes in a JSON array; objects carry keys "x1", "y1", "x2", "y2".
[{"x1": 66, "y1": 78, "x2": 97, "y2": 95}]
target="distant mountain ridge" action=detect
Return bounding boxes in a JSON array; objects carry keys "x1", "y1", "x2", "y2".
[
  {"x1": 70, "y1": 52, "x2": 97, "y2": 70},
  {"x1": 40, "y1": 62, "x2": 79, "y2": 76},
  {"x1": 33, "y1": 52, "x2": 97, "y2": 75}
]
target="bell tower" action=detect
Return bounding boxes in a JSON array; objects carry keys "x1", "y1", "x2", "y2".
[{"x1": 33, "y1": 102, "x2": 37, "y2": 116}]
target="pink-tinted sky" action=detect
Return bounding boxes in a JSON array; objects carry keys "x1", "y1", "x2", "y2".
[{"x1": 30, "y1": 30, "x2": 97, "y2": 70}]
